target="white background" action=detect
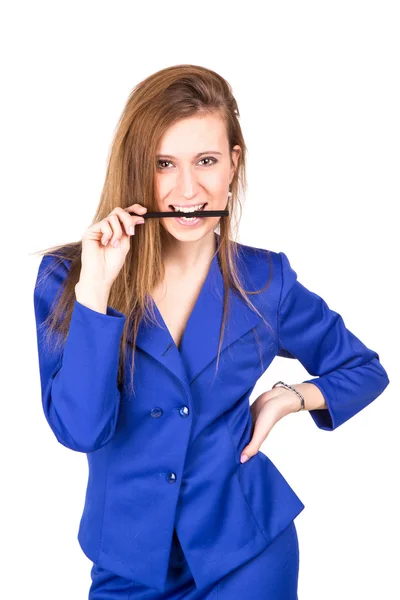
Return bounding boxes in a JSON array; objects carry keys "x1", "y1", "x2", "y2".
[{"x1": 3, "y1": 1, "x2": 399, "y2": 598}]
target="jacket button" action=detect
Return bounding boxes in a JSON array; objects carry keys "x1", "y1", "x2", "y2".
[
  {"x1": 179, "y1": 406, "x2": 190, "y2": 418},
  {"x1": 166, "y1": 472, "x2": 177, "y2": 483},
  {"x1": 150, "y1": 407, "x2": 163, "y2": 418}
]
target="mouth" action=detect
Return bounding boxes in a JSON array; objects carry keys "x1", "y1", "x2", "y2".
[{"x1": 168, "y1": 203, "x2": 208, "y2": 213}]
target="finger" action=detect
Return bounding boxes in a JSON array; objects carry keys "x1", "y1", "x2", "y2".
[
  {"x1": 86, "y1": 220, "x2": 113, "y2": 247},
  {"x1": 240, "y1": 439, "x2": 260, "y2": 463},
  {"x1": 111, "y1": 206, "x2": 146, "y2": 236},
  {"x1": 251, "y1": 421, "x2": 269, "y2": 449},
  {"x1": 250, "y1": 396, "x2": 267, "y2": 423},
  {"x1": 100, "y1": 221, "x2": 113, "y2": 246},
  {"x1": 241, "y1": 419, "x2": 271, "y2": 462},
  {"x1": 124, "y1": 203, "x2": 148, "y2": 215},
  {"x1": 252, "y1": 392, "x2": 269, "y2": 412},
  {"x1": 106, "y1": 214, "x2": 123, "y2": 247}
]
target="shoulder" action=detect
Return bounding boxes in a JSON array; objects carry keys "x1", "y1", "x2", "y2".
[
  {"x1": 34, "y1": 252, "x2": 73, "y2": 301},
  {"x1": 36, "y1": 252, "x2": 72, "y2": 281},
  {"x1": 234, "y1": 240, "x2": 285, "y2": 290}
]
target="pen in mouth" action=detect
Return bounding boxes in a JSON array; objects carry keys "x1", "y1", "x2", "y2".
[
  {"x1": 128, "y1": 202, "x2": 229, "y2": 219},
  {"x1": 142, "y1": 209, "x2": 229, "y2": 218}
]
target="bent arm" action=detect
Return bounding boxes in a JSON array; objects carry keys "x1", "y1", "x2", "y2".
[
  {"x1": 277, "y1": 251, "x2": 390, "y2": 431},
  {"x1": 33, "y1": 255, "x2": 127, "y2": 452}
]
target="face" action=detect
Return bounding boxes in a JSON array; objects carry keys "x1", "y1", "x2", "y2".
[{"x1": 154, "y1": 113, "x2": 240, "y2": 242}]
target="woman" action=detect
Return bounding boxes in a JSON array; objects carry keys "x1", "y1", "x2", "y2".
[{"x1": 33, "y1": 64, "x2": 390, "y2": 599}]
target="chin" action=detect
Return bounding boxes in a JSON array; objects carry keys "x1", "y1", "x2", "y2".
[{"x1": 161, "y1": 220, "x2": 217, "y2": 243}]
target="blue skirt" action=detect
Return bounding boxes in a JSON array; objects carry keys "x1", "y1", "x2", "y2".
[{"x1": 89, "y1": 520, "x2": 299, "y2": 599}]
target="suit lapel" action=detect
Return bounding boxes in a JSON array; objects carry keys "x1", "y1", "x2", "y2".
[
  {"x1": 129, "y1": 234, "x2": 264, "y2": 389},
  {"x1": 178, "y1": 246, "x2": 263, "y2": 383}
]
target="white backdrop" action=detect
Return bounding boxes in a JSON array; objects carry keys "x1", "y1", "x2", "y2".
[{"x1": 4, "y1": 1, "x2": 399, "y2": 598}]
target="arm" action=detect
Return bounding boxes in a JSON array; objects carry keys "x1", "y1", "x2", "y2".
[
  {"x1": 277, "y1": 251, "x2": 390, "y2": 430},
  {"x1": 276, "y1": 382, "x2": 327, "y2": 414},
  {"x1": 33, "y1": 254, "x2": 127, "y2": 452}
]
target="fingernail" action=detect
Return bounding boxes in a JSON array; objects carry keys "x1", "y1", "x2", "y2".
[
  {"x1": 137, "y1": 219, "x2": 145, "y2": 224},
  {"x1": 112, "y1": 239, "x2": 120, "y2": 247},
  {"x1": 240, "y1": 454, "x2": 249, "y2": 463},
  {"x1": 129, "y1": 226, "x2": 135, "y2": 235}
]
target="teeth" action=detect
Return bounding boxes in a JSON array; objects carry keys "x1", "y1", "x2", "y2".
[{"x1": 173, "y1": 204, "x2": 205, "y2": 213}]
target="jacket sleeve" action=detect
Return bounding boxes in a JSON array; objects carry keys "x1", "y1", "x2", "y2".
[
  {"x1": 33, "y1": 254, "x2": 127, "y2": 452},
  {"x1": 277, "y1": 251, "x2": 390, "y2": 431}
]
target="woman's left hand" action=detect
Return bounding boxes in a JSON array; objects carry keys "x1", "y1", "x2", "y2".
[{"x1": 240, "y1": 388, "x2": 299, "y2": 463}]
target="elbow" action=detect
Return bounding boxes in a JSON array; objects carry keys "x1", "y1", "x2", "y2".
[
  {"x1": 57, "y1": 434, "x2": 113, "y2": 453},
  {"x1": 305, "y1": 356, "x2": 390, "y2": 432},
  {"x1": 42, "y1": 391, "x2": 120, "y2": 453},
  {"x1": 369, "y1": 356, "x2": 390, "y2": 395},
  {"x1": 46, "y1": 416, "x2": 117, "y2": 453}
]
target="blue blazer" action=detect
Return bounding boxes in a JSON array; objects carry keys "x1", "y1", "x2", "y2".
[{"x1": 33, "y1": 233, "x2": 389, "y2": 594}]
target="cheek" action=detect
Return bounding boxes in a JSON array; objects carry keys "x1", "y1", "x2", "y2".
[
  {"x1": 206, "y1": 170, "x2": 228, "y2": 190},
  {"x1": 154, "y1": 176, "x2": 165, "y2": 197},
  {"x1": 210, "y1": 178, "x2": 231, "y2": 207},
  {"x1": 155, "y1": 170, "x2": 229, "y2": 201}
]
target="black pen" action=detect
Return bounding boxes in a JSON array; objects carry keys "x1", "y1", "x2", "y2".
[{"x1": 128, "y1": 209, "x2": 229, "y2": 219}]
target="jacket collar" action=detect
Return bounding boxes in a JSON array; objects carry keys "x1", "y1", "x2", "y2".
[{"x1": 129, "y1": 233, "x2": 264, "y2": 390}]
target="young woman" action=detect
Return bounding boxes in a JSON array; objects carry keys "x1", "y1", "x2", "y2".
[{"x1": 33, "y1": 64, "x2": 390, "y2": 599}]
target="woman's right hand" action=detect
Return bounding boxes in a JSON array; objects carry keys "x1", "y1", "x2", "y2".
[{"x1": 78, "y1": 203, "x2": 147, "y2": 289}]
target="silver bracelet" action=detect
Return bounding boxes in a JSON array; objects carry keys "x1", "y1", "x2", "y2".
[{"x1": 272, "y1": 380, "x2": 306, "y2": 411}]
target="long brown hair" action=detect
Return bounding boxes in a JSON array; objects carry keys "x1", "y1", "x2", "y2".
[{"x1": 31, "y1": 64, "x2": 275, "y2": 396}]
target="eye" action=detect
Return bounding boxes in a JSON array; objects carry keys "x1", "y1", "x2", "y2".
[
  {"x1": 156, "y1": 157, "x2": 218, "y2": 170},
  {"x1": 157, "y1": 160, "x2": 173, "y2": 170},
  {"x1": 199, "y1": 157, "x2": 218, "y2": 167}
]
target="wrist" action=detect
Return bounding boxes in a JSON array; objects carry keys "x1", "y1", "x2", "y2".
[
  {"x1": 75, "y1": 279, "x2": 112, "y2": 297},
  {"x1": 292, "y1": 382, "x2": 326, "y2": 411},
  {"x1": 75, "y1": 281, "x2": 111, "y2": 314},
  {"x1": 281, "y1": 389, "x2": 304, "y2": 414},
  {"x1": 272, "y1": 380, "x2": 306, "y2": 412}
]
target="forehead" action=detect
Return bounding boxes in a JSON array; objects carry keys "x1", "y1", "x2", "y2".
[{"x1": 157, "y1": 114, "x2": 227, "y2": 156}]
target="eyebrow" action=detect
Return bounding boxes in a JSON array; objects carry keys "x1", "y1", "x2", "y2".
[{"x1": 156, "y1": 151, "x2": 223, "y2": 159}]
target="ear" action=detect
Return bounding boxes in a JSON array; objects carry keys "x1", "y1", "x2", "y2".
[{"x1": 230, "y1": 145, "x2": 241, "y2": 182}]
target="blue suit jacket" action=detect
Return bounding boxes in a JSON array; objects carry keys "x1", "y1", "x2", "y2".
[{"x1": 33, "y1": 233, "x2": 389, "y2": 594}]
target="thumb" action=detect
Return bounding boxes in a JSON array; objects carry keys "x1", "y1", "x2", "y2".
[{"x1": 240, "y1": 443, "x2": 259, "y2": 463}]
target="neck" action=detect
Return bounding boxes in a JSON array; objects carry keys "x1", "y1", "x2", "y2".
[{"x1": 162, "y1": 231, "x2": 218, "y2": 274}]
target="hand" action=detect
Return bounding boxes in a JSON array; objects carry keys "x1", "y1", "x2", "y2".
[
  {"x1": 240, "y1": 387, "x2": 299, "y2": 463},
  {"x1": 79, "y1": 203, "x2": 147, "y2": 289}
]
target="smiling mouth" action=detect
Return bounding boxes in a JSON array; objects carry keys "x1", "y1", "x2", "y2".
[{"x1": 168, "y1": 203, "x2": 208, "y2": 213}]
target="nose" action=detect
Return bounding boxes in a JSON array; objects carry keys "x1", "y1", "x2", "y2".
[{"x1": 178, "y1": 166, "x2": 200, "y2": 200}]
